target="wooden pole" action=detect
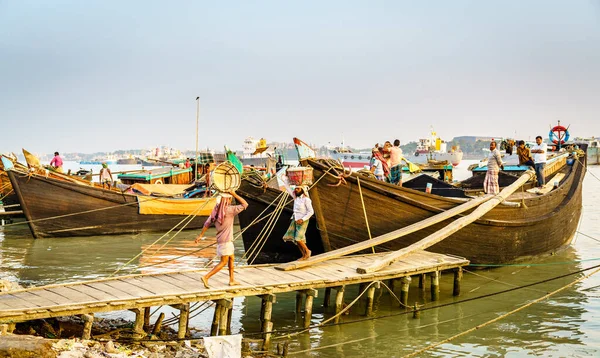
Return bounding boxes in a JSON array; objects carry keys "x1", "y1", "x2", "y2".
[
  {"x1": 260, "y1": 294, "x2": 276, "y2": 350},
  {"x1": 176, "y1": 304, "x2": 190, "y2": 339},
  {"x1": 129, "y1": 308, "x2": 145, "y2": 339},
  {"x1": 334, "y1": 286, "x2": 345, "y2": 324},
  {"x1": 151, "y1": 312, "x2": 165, "y2": 336},
  {"x1": 412, "y1": 302, "x2": 420, "y2": 319},
  {"x1": 143, "y1": 307, "x2": 151, "y2": 331},
  {"x1": 295, "y1": 292, "x2": 304, "y2": 316},
  {"x1": 276, "y1": 193, "x2": 495, "y2": 271},
  {"x1": 195, "y1": 97, "x2": 200, "y2": 182},
  {"x1": 323, "y1": 287, "x2": 331, "y2": 308},
  {"x1": 81, "y1": 314, "x2": 94, "y2": 340},
  {"x1": 218, "y1": 299, "x2": 232, "y2": 336},
  {"x1": 453, "y1": 267, "x2": 463, "y2": 296},
  {"x1": 388, "y1": 279, "x2": 396, "y2": 294},
  {"x1": 431, "y1": 271, "x2": 440, "y2": 301},
  {"x1": 304, "y1": 289, "x2": 318, "y2": 328},
  {"x1": 210, "y1": 304, "x2": 222, "y2": 336},
  {"x1": 226, "y1": 305, "x2": 233, "y2": 336},
  {"x1": 365, "y1": 285, "x2": 376, "y2": 316},
  {"x1": 357, "y1": 177, "x2": 375, "y2": 254},
  {"x1": 357, "y1": 170, "x2": 534, "y2": 274},
  {"x1": 400, "y1": 276, "x2": 411, "y2": 307}
]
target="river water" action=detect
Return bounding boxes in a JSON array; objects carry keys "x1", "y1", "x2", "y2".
[{"x1": 1, "y1": 161, "x2": 600, "y2": 357}]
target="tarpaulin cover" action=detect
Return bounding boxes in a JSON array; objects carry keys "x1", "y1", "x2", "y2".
[
  {"x1": 130, "y1": 183, "x2": 192, "y2": 196},
  {"x1": 137, "y1": 196, "x2": 216, "y2": 216}
]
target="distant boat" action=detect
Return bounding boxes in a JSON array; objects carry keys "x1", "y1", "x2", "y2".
[{"x1": 405, "y1": 128, "x2": 463, "y2": 166}]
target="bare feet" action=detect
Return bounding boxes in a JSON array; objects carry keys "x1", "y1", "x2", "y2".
[
  {"x1": 201, "y1": 276, "x2": 210, "y2": 289},
  {"x1": 229, "y1": 281, "x2": 241, "y2": 286},
  {"x1": 306, "y1": 250, "x2": 311, "y2": 259}
]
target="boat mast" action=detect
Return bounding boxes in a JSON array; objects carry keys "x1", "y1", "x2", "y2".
[{"x1": 195, "y1": 96, "x2": 200, "y2": 181}]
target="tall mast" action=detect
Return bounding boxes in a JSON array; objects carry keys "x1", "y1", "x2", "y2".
[{"x1": 195, "y1": 97, "x2": 200, "y2": 181}]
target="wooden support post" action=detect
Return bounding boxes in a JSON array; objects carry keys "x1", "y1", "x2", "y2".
[
  {"x1": 151, "y1": 312, "x2": 165, "y2": 337},
  {"x1": 323, "y1": 287, "x2": 331, "y2": 308},
  {"x1": 413, "y1": 302, "x2": 420, "y2": 319},
  {"x1": 295, "y1": 292, "x2": 304, "y2": 315},
  {"x1": 211, "y1": 303, "x2": 222, "y2": 336},
  {"x1": 218, "y1": 299, "x2": 233, "y2": 336},
  {"x1": 388, "y1": 279, "x2": 396, "y2": 293},
  {"x1": 334, "y1": 286, "x2": 345, "y2": 324},
  {"x1": 400, "y1": 276, "x2": 411, "y2": 308},
  {"x1": 226, "y1": 305, "x2": 233, "y2": 336},
  {"x1": 143, "y1": 307, "x2": 151, "y2": 331},
  {"x1": 129, "y1": 308, "x2": 145, "y2": 339},
  {"x1": 81, "y1": 314, "x2": 94, "y2": 340},
  {"x1": 431, "y1": 271, "x2": 440, "y2": 301},
  {"x1": 365, "y1": 285, "x2": 376, "y2": 316},
  {"x1": 304, "y1": 289, "x2": 318, "y2": 328},
  {"x1": 0, "y1": 324, "x2": 9, "y2": 335},
  {"x1": 453, "y1": 267, "x2": 463, "y2": 296},
  {"x1": 170, "y1": 304, "x2": 190, "y2": 340},
  {"x1": 419, "y1": 274, "x2": 425, "y2": 289},
  {"x1": 259, "y1": 294, "x2": 276, "y2": 350}
]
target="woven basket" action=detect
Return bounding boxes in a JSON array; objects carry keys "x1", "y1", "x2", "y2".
[
  {"x1": 286, "y1": 166, "x2": 313, "y2": 186},
  {"x1": 211, "y1": 161, "x2": 241, "y2": 192}
]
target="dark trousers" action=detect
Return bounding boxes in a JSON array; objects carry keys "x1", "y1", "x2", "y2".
[
  {"x1": 521, "y1": 159, "x2": 535, "y2": 168},
  {"x1": 535, "y1": 163, "x2": 546, "y2": 187}
]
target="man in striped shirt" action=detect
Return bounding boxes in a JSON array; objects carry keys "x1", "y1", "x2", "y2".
[{"x1": 484, "y1": 141, "x2": 504, "y2": 195}]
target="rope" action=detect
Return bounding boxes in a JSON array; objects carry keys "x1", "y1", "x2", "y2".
[
  {"x1": 356, "y1": 176, "x2": 375, "y2": 254},
  {"x1": 0, "y1": 189, "x2": 14, "y2": 202},
  {"x1": 401, "y1": 264, "x2": 600, "y2": 358}
]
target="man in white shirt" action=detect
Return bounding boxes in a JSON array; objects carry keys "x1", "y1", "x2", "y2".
[
  {"x1": 531, "y1": 135, "x2": 548, "y2": 187},
  {"x1": 282, "y1": 185, "x2": 314, "y2": 260}
]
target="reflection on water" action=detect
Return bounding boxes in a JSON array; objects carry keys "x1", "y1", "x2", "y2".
[{"x1": 1, "y1": 164, "x2": 600, "y2": 356}]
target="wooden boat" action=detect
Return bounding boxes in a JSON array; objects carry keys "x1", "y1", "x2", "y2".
[
  {"x1": 118, "y1": 167, "x2": 193, "y2": 185},
  {"x1": 6, "y1": 168, "x2": 215, "y2": 238},
  {"x1": 237, "y1": 138, "x2": 586, "y2": 265}
]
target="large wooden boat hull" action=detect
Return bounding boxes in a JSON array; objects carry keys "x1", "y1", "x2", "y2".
[
  {"x1": 237, "y1": 180, "x2": 324, "y2": 264},
  {"x1": 238, "y1": 153, "x2": 585, "y2": 265},
  {"x1": 8, "y1": 170, "x2": 209, "y2": 238}
]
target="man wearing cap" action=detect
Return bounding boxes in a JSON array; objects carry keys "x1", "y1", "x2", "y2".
[
  {"x1": 283, "y1": 185, "x2": 314, "y2": 260},
  {"x1": 195, "y1": 191, "x2": 248, "y2": 288}
]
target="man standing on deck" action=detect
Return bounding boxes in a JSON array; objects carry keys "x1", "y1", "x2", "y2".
[
  {"x1": 282, "y1": 184, "x2": 314, "y2": 261},
  {"x1": 484, "y1": 141, "x2": 504, "y2": 195},
  {"x1": 531, "y1": 135, "x2": 547, "y2": 187},
  {"x1": 195, "y1": 190, "x2": 248, "y2": 288},
  {"x1": 388, "y1": 139, "x2": 404, "y2": 185},
  {"x1": 49, "y1": 152, "x2": 63, "y2": 173}
]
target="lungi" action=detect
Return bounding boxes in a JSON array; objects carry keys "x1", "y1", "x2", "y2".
[
  {"x1": 283, "y1": 220, "x2": 309, "y2": 244},
  {"x1": 389, "y1": 164, "x2": 402, "y2": 185},
  {"x1": 484, "y1": 169, "x2": 499, "y2": 195},
  {"x1": 216, "y1": 241, "x2": 235, "y2": 258}
]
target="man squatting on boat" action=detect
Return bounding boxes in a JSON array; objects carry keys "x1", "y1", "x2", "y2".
[
  {"x1": 195, "y1": 191, "x2": 248, "y2": 288},
  {"x1": 282, "y1": 181, "x2": 314, "y2": 261}
]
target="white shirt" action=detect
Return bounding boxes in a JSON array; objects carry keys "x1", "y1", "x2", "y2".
[
  {"x1": 280, "y1": 173, "x2": 314, "y2": 221},
  {"x1": 371, "y1": 158, "x2": 384, "y2": 176},
  {"x1": 293, "y1": 195, "x2": 314, "y2": 221},
  {"x1": 531, "y1": 143, "x2": 547, "y2": 163}
]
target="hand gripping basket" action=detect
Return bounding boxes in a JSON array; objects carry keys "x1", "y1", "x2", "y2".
[
  {"x1": 286, "y1": 166, "x2": 314, "y2": 186},
  {"x1": 211, "y1": 161, "x2": 241, "y2": 192}
]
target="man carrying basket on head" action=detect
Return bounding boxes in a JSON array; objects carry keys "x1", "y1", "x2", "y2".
[{"x1": 281, "y1": 178, "x2": 314, "y2": 261}]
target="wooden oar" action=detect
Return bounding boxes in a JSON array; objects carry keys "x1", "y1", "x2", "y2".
[
  {"x1": 88, "y1": 169, "x2": 145, "y2": 176},
  {"x1": 275, "y1": 192, "x2": 495, "y2": 271},
  {"x1": 356, "y1": 170, "x2": 534, "y2": 274}
]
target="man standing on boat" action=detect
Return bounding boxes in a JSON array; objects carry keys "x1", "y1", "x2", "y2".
[
  {"x1": 99, "y1": 163, "x2": 114, "y2": 189},
  {"x1": 388, "y1": 139, "x2": 404, "y2": 185},
  {"x1": 484, "y1": 141, "x2": 504, "y2": 195},
  {"x1": 195, "y1": 191, "x2": 248, "y2": 288},
  {"x1": 49, "y1": 152, "x2": 63, "y2": 173},
  {"x1": 531, "y1": 135, "x2": 547, "y2": 187},
  {"x1": 282, "y1": 184, "x2": 314, "y2": 261}
]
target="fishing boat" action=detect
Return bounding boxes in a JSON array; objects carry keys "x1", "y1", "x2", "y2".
[
  {"x1": 118, "y1": 167, "x2": 194, "y2": 185},
  {"x1": 6, "y1": 167, "x2": 215, "y2": 238},
  {"x1": 237, "y1": 136, "x2": 586, "y2": 265}
]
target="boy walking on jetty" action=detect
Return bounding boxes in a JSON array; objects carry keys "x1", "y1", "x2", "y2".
[{"x1": 195, "y1": 190, "x2": 248, "y2": 288}]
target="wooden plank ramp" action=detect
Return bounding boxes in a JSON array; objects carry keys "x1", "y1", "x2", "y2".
[{"x1": 0, "y1": 250, "x2": 468, "y2": 324}]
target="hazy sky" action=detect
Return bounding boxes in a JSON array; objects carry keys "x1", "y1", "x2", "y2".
[{"x1": 1, "y1": 1, "x2": 599, "y2": 154}]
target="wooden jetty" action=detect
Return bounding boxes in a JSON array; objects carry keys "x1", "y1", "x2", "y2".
[{"x1": 0, "y1": 251, "x2": 468, "y2": 347}]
